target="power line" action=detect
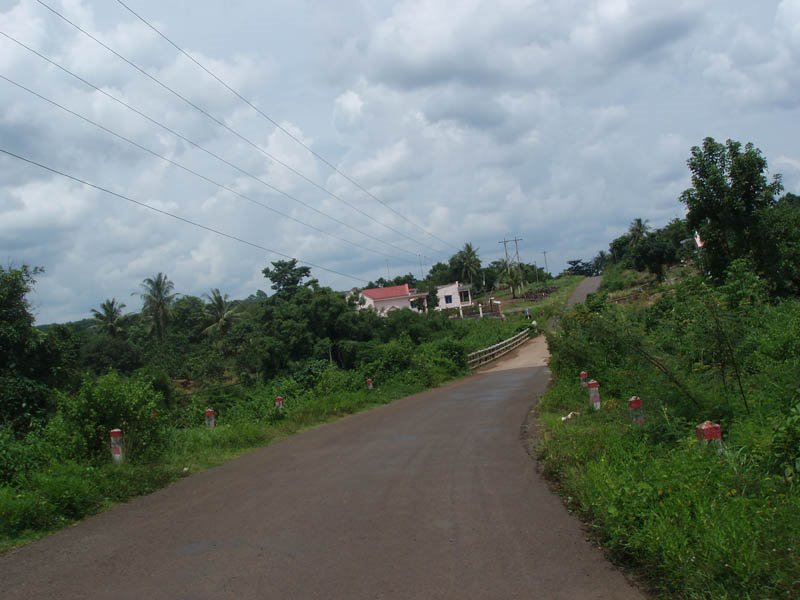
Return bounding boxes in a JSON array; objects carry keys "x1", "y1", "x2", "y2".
[
  {"x1": 0, "y1": 73, "x2": 408, "y2": 264},
  {"x1": 35, "y1": 0, "x2": 444, "y2": 256},
  {"x1": 0, "y1": 30, "x2": 420, "y2": 261},
  {"x1": 113, "y1": 0, "x2": 458, "y2": 252},
  {"x1": 0, "y1": 147, "x2": 369, "y2": 284}
]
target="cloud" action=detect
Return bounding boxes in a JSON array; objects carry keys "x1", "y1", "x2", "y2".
[{"x1": 0, "y1": 0, "x2": 797, "y2": 322}]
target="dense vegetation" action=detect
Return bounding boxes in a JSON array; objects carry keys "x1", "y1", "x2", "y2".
[
  {"x1": 538, "y1": 138, "x2": 800, "y2": 598},
  {"x1": 0, "y1": 247, "x2": 544, "y2": 548}
]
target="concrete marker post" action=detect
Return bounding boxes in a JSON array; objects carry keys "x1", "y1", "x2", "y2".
[
  {"x1": 366, "y1": 378, "x2": 374, "y2": 390},
  {"x1": 109, "y1": 428, "x2": 124, "y2": 465},
  {"x1": 696, "y1": 420, "x2": 723, "y2": 452},
  {"x1": 628, "y1": 396, "x2": 644, "y2": 425},
  {"x1": 588, "y1": 379, "x2": 601, "y2": 410},
  {"x1": 274, "y1": 395, "x2": 284, "y2": 414},
  {"x1": 580, "y1": 371, "x2": 589, "y2": 388},
  {"x1": 204, "y1": 407, "x2": 216, "y2": 428}
]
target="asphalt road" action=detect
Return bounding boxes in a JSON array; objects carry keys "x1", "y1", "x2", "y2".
[{"x1": 1, "y1": 276, "x2": 642, "y2": 599}]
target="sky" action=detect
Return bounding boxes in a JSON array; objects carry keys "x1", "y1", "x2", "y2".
[{"x1": 1, "y1": 0, "x2": 798, "y2": 323}]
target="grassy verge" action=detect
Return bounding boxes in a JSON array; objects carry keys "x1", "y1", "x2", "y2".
[{"x1": 536, "y1": 273, "x2": 800, "y2": 598}]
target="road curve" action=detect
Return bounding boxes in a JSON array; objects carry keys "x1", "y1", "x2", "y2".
[
  {"x1": 1, "y1": 277, "x2": 642, "y2": 599},
  {"x1": 566, "y1": 276, "x2": 602, "y2": 307}
]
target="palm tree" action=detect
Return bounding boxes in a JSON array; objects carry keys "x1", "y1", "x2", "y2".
[
  {"x1": 202, "y1": 288, "x2": 238, "y2": 337},
  {"x1": 498, "y1": 259, "x2": 523, "y2": 298},
  {"x1": 91, "y1": 298, "x2": 126, "y2": 338},
  {"x1": 139, "y1": 272, "x2": 175, "y2": 342},
  {"x1": 628, "y1": 218, "x2": 651, "y2": 247},
  {"x1": 452, "y1": 242, "x2": 481, "y2": 284}
]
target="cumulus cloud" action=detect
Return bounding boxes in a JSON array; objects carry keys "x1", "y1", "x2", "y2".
[{"x1": 0, "y1": 0, "x2": 797, "y2": 322}]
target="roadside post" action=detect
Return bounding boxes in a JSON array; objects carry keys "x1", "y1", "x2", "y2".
[
  {"x1": 110, "y1": 429, "x2": 124, "y2": 465},
  {"x1": 366, "y1": 378, "x2": 374, "y2": 390},
  {"x1": 588, "y1": 380, "x2": 601, "y2": 410},
  {"x1": 628, "y1": 396, "x2": 644, "y2": 425},
  {"x1": 696, "y1": 421, "x2": 723, "y2": 450},
  {"x1": 204, "y1": 407, "x2": 216, "y2": 428},
  {"x1": 580, "y1": 371, "x2": 589, "y2": 388},
  {"x1": 274, "y1": 395, "x2": 284, "y2": 414}
]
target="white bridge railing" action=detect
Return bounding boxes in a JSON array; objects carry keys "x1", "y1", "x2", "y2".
[{"x1": 467, "y1": 327, "x2": 534, "y2": 370}]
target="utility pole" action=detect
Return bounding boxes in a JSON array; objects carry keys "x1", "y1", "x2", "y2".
[
  {"x1": 386, "y1": 260, "x2": 390, "y2": 281},
  {"x1": 417, "y1": 254, "x2": 425, "y2": 281},
  {"x1": 498, "y1": 238, "x2": 510, "y2": 264},
  {"x1": 511, "y1": 236, "x2": 524, "y2": 291},
  {"x1": 541, "y1": 250, "x2": 549, "y2": 276}
]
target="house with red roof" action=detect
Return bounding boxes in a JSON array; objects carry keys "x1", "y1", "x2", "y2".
[{"x1": 358, "y1": 284, "x2": 428, "y2": 315}]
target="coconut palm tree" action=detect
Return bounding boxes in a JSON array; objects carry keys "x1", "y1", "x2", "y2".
[
  {"x1": 628, "y1": 218, "x2": 651, "y2": 247},
  {"x1": 451, "y1": 242, "x2": 482, "y2": 284},
  {"x1": 497, "y1": 259, "x2": 523, "y2": 298},
  {"x1": 91, "y1": 298, "x2": 126, "y2": 338},
  {"x1": 202, "y1": 288, "x2": 238, "y2": 337},
  {"x1": 139, "y1": 272, "x2": 175, "y2": 342}
]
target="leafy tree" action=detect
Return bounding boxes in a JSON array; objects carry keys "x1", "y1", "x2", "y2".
[
  {"x1": 752, "y1": 194, "x2": 800, "y2": 296},
  {"x1": 139, "y1": 273, "x2": 176, "y2": 342},
  {"x1": 90, "y1": 298, "x2": 126, "y2": 338},
  {"x1": 680, "y1": 137, "x2": 783, "y2": 281},
  {"x1": 630, "y1": 235, "x2": 673, "y2": 281},
  {"x1": 202, "y1": 288, "x2": 239, "y2": 337},
  {"x1": 565, "y1": 259, "x2": 596, "y2": 276},
  {"x1": 426, "y1": 262, "x2": 455, "y2": 286},
  {"x1": 262, "y1": 259, "x2": 314, "y2": 299},
  {"x1": 0, "y1": 266, "x2": 64, "y2": 432},
  {"x1": 592, "y1": 251, "x2": 611, "y2": 274}
]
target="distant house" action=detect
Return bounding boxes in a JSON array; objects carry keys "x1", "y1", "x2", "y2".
[
  {"x1": 358, "y1": 284, "x2": 429, "y2": 315},
  {"x1": 436, "y1": 281, "x2": 472, "y2": 314}
]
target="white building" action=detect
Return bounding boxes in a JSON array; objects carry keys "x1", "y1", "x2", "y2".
[
  {"x1": 436, "y1": 282, "x2": 472, "y2": 313},
  {"x1": 358, "y1": 284, "x2": 428, "y2": 315}
]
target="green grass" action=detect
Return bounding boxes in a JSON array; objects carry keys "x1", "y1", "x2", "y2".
[
  {"x1": 1, "y1": 286, "x2": 579, "y2": 552},
  {"x1": 536, "y1": 268, "x2": 800, "y2": 598},
  {"x1": 537, "y1": 379, "x2": 800, "y2": 599},
  {"x1": 2, "y1": 315, "x2": 542, "y2": 551}
]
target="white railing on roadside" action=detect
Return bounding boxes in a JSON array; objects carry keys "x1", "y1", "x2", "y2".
[{"x1": 467, "y1": 327, "x2": 535, "y2": 370}]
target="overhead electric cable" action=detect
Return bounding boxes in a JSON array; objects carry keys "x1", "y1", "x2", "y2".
[
  {"x1": 0, "y1": 30, "x2": 420, "y2": 261},
  {"x1": 35, "y1": 0, "x2": 443, "y2": 255},
  {"x1": 0, "y1": 147, "x2": 368, "y2": 284},
  {"x1": 114, "y1": 0, "x2": 458, "y2": 252},
  {"x1": 0, "y1": 74, "x2": 409, "y2": 263}
]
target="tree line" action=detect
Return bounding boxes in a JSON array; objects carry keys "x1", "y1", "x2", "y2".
[{"x1": 567, "y1": 137, "x2": 800, "y2": 296}]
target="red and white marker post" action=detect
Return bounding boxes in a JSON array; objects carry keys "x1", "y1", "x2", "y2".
[
  {"x1": 109, "y1": 429, "x2": 124, "y2": 465},
  {"x1": 204, "y1": 407, "x2": 216, "y2": 428},
  {"x1": 696, "y1": 421, "x2": 722, "y2": 449},
  {"x1": 628, "y1": 396, "x2": 644, "y2": 425},
  {"x1": 274, "y1": 395, "x2": 284, "y2": 414},
  {"x1": 588, "y1": 379, "x2": 601, "y2": 410},
  {"x1": 366, "y1": 378, "x2": 374, "y2": 390},
  {"x1": 580, "y1": 371, "x2": 589, "y2": 388}
]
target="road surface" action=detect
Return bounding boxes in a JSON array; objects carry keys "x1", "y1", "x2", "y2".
[{"x1": 1, "y1": 275, "x2": 641, "y2": 599}]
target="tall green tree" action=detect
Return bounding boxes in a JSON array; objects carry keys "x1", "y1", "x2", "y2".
[
  {"x1": 139, "y1": 273, "x2": 176, "y2": 342},
  {"x1": 262, "y1": 259, "x2": 314, "y2": 299},
  {"x1": 202, "y1": 288, "x2": 239, "y2": 337},
  {"x1": 449, "y1": 242, "x2": 482, "y2": 284},
  {"x1": 90, "y1": 298, "x2": 126, "y2": 338},
  {"x1": 628, "y1": 218, "x2": 650, "y2": 247},
  {"x1": 680, "y1": 137, "x2": 783, "y2": 281},
  {"x1": 0, "y1": 266, "x2": 59, "y2": 432}
]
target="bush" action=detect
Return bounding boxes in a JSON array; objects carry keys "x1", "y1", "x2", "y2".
[{"x1": 58, "y1": 373, "x2": 167, "y2": 462}]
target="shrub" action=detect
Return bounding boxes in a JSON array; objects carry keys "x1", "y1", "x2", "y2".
[{"x1": 58, "y1": 372, "x2": 167, "y2": 462}]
